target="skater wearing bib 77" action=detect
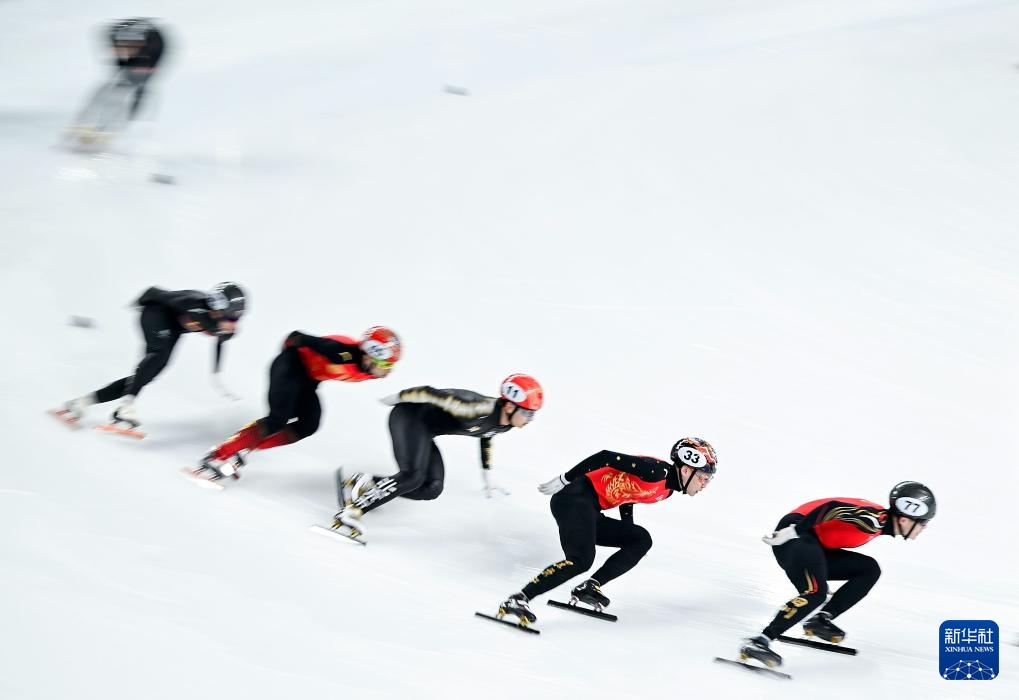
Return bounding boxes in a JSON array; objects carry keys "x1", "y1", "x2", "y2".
[{"x1": 738, "y1": 481, "x2": 936, "y2": 669}]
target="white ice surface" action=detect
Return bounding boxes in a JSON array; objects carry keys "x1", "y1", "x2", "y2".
[{"x1": 2, "y1": 1, "x2": 1018, "y2": 698}]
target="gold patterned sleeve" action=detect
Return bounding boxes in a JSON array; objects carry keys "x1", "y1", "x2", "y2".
[{"x1": 480, "y1": 437, "x2": 494, "y2": 470}]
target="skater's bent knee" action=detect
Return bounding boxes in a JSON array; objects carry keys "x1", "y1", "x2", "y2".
[
  {"x1": 632, "y1": 526, "x2": 653, "y2": 552},
  {"x1": 261, "y1": 417, "x2": 289, "y2": 435},
  {"x1": 564, "y1": 551, "x2": 596, "y2": 572},
  {"x1": 419, "y1": 481, "x2": 444, "y2": 500},
  {"x1": 799, "y1": 588, "x2": 828, "y2": 605},
  {"x1": 291, "y1": 418, "x2": 320, "y2": 439},
  {"x1": 396, "y1": 470, "x2": 427, "y2": 492}
]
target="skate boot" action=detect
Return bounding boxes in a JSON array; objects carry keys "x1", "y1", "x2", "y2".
[
  {"x1": 197, "y1": 451, "x2": 246, "y2": 481},
  {"x1": 570, "y1": 578, "x2": 610, "y2": 610},
  {"x1": 111, "y1": 401, "x2": 141, "y2": 430},
  {"x1": 68, "y1": 126, "x2": 114, "y2": 149},
  {"x1": 51, "y1": 397, "x2": 90, "y2": 427},
  {"x1": 346, "y1": 473, "x2": 397, "y2": 510},
  {"x1": 93, "y1": 399, "x2": 145, "y2": 438},
  {"x1": 497, "y1": 593, "x2": 537, "y2": 626},
  {"x1": 341, "y1": 472, "x2": 375, "y2": 507},
  {"x1": 217, "y1": 451, "x2": 246, "y2": 480},
  {"x1": 336, "y1": 468, "x2": 351, "y2": 506},
  {"x1": 739, "y1": 635, "x2": 783, "y2": 668},
  {"x1": 331, "y1": 506, "x2": 366, "y2": 541},
  {"x1": 803, "y1": 611, "x2": 845, "y2": 643}
]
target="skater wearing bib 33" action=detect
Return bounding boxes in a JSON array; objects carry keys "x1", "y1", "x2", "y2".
[{"x1": 492, "y1": 437, "x2": 717, "y2": 628}]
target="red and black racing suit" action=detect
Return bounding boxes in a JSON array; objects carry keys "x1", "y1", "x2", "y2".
[
  {"x1": 209, "y1": 331, "x2": 378, "y2": 461},
  {"x1": 761, "y1": 497, "x2": 892, "y2": 639},
  {"x1": 520, "y1": 450, "x2": 680, "y2": 600}
]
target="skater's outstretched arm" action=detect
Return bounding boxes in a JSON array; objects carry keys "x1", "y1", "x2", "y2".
[
  {"x1": 478, "y1": 437, "x2": 510, "y2": 497},
  {"x1": 213, "y1": 333, "x2": 235, "y2": 372},
  {"x1": 480, "y1": 436, "x2": 495, "y2": 470},
  {"x1": 210, "y1": 340, "x2": 239, "y2": 400}
]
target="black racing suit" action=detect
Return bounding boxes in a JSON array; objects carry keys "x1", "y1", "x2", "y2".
[
  {"x1": 356, "y1": 387, "x2": 514, "y2": 512},
  {"x1": 93, "y1": 287, "x2": 231, "y2": 403}
]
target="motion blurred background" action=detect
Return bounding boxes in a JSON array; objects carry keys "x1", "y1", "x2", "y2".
[{"x1": 1, "y1": 1, "x2": 1017, "y2": 698}]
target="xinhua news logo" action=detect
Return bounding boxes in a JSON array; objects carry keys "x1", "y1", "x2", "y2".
[{"x1": 940, "y1": 620, "x2": 998, "y2": 680}]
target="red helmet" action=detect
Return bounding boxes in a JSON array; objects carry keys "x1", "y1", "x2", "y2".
[
  {"x1": 360, "y1": 326, "x2": 401, "y2": 367},
  {"x1": 500, "y1": 374, "x2": 543, "y2": 410}
]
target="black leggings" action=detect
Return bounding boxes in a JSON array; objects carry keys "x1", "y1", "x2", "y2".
[
  {"x1": 95, "y1": 305, "x2": 180, "y2": 403},
  {"x1": 361, "y1": 404, "x2": 444, "y2": 513},
  {"x1": 762, "y1": 514, "x2": 882, "y2": 639},
  {"x1": 260, "y1": 348, "x2": 322, "y2": 439},
  {"x1": 521, "y1": 479, "x2": 653, "y2": 600}
]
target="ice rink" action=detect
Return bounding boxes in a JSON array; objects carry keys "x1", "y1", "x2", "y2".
[{"x1": 2, "y1": 1, "x2": 1018, "y2": 698}]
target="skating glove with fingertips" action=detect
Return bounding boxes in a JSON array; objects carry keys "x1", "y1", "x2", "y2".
[
  {"x1": 482, "y1": 470, "x2": 510, "y2": 498},
  {"x1": 537, "y1": 474, "x2": 569, "y2": 495},
  {"x1": 762, "y1": 524, "x2": 799, "y2": 546}
]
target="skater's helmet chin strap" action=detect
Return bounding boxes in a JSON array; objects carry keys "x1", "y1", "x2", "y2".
[
  {"x1": 898, "y1": 516, "x2": 926, "y2": 540},
  {"x1": 677, "y1": 464, "x2": 694, "y2": 494},
  {"x1": 675, "y1": 464, "x2": 714, "y2": 493}
]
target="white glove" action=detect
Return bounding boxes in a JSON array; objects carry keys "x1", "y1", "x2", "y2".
[
  {"x1": 538, "y1": 474, "x2": 569, "y2": 495},
  {"x1": 379, "y1": 393, "x2": 402, "y2": 406},
  {"x1": 762, "y1": 524, "x2": 799, "y2": 546},
  {"x1": 482, "y1": 470, "x2": 510, "y2": 498},
  {"x1": 212, "y1": 374, "x2": 240, "y2": 401}
]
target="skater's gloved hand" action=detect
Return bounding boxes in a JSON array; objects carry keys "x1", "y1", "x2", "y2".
[
  {"x1": 482, "y1": 470, "x2": 510, "y2": 498},
  {"x1": 538, "y1": 474, "x2": 569, "y2": 495},
  {"x1": 283, "y1": 331, "x2": 304, "y2": 349},
  {"x1": 379, "y1": 393, "x2": 401, "y2": 406},
  {"x1": 212, "y1": 374, "x2": 240, "y2": 402},
  {"x1": 762, "y1": 524, "x2": 799, "y2": 546}
]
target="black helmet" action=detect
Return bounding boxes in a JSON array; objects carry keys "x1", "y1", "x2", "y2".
[
  {"x1": 112, "y1": 18, "x2": 152, "y2": 44},
  {"x1": 208, "y1": 282, "x2": 247, "y2": 320},
  {"x1": 889, "y1": 481, "x2": 936, "y2": 523}
]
